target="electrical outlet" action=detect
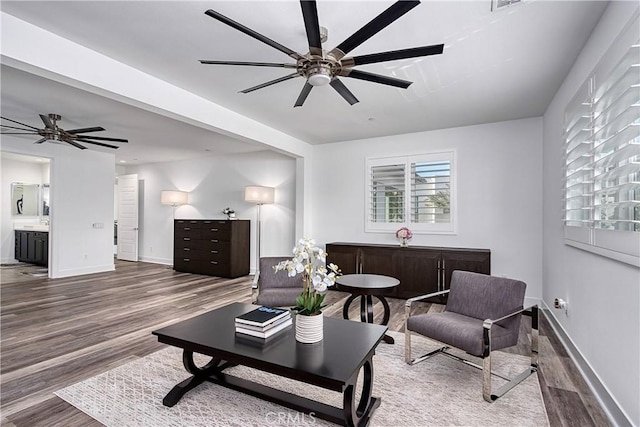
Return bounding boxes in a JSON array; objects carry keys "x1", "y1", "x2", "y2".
[
  {"x1": 92, "y1": 223, "x2": 104, "y2": 229},
  {"x1": 554, "y1": 298, "x2": 569, "y2": 316}
]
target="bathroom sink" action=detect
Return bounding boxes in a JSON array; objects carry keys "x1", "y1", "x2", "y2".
[{"x1": 14, "y1": 224, "x2": 49, "y2": 232}]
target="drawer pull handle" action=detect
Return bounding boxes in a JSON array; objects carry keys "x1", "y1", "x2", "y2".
[
  {"x1": 211, "y1": 228, "x2": 219, "y2": 232},
  {"x1": 183, "y1": 248, "x2": 190, "y2": 251},
  {"x1": 184, "y1": 227, "x2": 191, "y2": 231},
  {"x1": 183, "y1": 238, "x2": 191, "y2": 241},
  {"x1": 210, "y1": 261, "x2": 218, "y2": 265},
  {"x1": 183, "y1": 258, "x2": 191, "y2": 262},
  {"x1": 211, "y1": 239, "x2": 219, "y2": 243},
  {"x1": 211, "y1": 250, "x2": 218, "y2": 254}
]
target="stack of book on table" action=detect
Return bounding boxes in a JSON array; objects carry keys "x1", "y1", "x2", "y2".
[{"x1": 235, "y1": 306, "x2": 292, "y2": 339}]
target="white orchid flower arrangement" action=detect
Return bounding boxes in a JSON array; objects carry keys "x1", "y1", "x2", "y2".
[{"x1": 274, "y1": 238, "x2": 341, "y2": 316}]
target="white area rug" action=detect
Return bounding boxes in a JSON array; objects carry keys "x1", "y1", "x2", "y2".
[{"x1": 55, "y1": 331, "x2": 549, "y2": 426}]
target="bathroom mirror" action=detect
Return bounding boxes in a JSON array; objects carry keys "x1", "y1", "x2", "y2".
[
  {"x1": 42, "y1": 184, "x2": 50, "y2": 216},
  {"x1": 11, "y1": 183, "x2": 39, "y2": 216}
]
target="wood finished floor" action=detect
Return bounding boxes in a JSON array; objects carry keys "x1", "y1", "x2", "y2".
[{"x1": 1, "y1": 260, "x2": 610, "y2": 427}]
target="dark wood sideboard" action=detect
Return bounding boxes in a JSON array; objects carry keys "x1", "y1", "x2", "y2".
[
  {"x1": 173, "y1": 219, "x2": 250, "y2": 278},
  {"x1": 326, "y1": 242, "x2": 490, "y2": 300}
]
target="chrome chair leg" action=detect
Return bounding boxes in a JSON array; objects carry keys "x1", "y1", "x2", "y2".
[
  {"x1": 404, "y1": 321, "x2": 412, "y2": 364},
  {"x1": 482, "y1": 326, "x2": 492, "y2": 401},
  {"x1": 531, "y1": 304, "x2": 539, "y2": 368},
  {"x1": 482, "y1": 305, "x2": 539, "y2": 402}
]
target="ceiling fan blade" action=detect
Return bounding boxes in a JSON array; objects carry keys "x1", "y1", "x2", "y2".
[
  {"x1": 1, "y1": 131, "x2": 39, "y2": 135},
  {"x1": 343, "y1": 69, "x2": 412, "y2": 88},
  {"x1": 1, "y1": 116, "x2": 40, "y2": 130},
  {"x1": 39, "y1": 114, "x2": 54, "y2": 129},
  {"x1": 294, "y1": 83, "x2": 313, "y2": 107},
  {"x1": 62, "y1": 138, "x2": 87, "y2": 150},
  {"x1": 34, "y1": 137, "x2": 47, "y2": 144},
  {"x1": 1, "y1": 123, "x2": 40, "y2": 132},
  {"x1": 330, "y1": 79, "x2": 359, "y2": 105},
  {"x1": 74, "y1": 135, "x2": 128, "y2": 143},
  {"x1": 66, "y1": 126, "x2": 105, "y2": 134},
  {"x1": 204, "y1": 9, "x2": 303, "y2": 61},
  {"x1": 199, "y1": 60, "x2": 297, "y2": 68},
  {"x1": 300, "y1": 0, "x2": 322, "y2": 55},
  {"x1": 76, "y1": 138, "x2": 119, "y2": 149},
  {"x1": 330, "y1": 1, "x2": 420, "y2": 60},
  {"x1": 347, "y1": 44, "x2": 444, "y2": 66},
  {"x1": 240, "y1": 73, "x2": 300, "y2": 94}
]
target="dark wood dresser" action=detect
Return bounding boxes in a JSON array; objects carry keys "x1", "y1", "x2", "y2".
[
  {"x1": 326, "y1": 242, "x2": 490, "y2": 300},
  {"x1": 173, "y1": 219, "x2": 250, "y2": 278}
]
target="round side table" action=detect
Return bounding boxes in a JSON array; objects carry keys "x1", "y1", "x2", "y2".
[{"x1": 335, "y1": 274, "x2": 400, "y2": 344}]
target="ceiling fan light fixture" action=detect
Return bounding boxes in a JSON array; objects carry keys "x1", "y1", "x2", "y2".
[
  {"x1": 0, "y1": 113, "x2": 128, "y2": 150},
  {"x1": 200, "y1": 1, "x2": 444, "y2": 107},
  {"x1": 307, "y1": 66, "x2": 332, "y2": 86}
]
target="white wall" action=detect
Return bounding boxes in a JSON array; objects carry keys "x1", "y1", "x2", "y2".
[
  {"x1": 0, "y1": 156, "x2": 46, "y2": 263},
  {"x1": 1, "y1": 138, "x2": 116, "y2": 277},
  {"x1": 125, "y1": 150, "x2": 296, "y2": 271},
  {"x1": 311, "y1": 117, "x2": 543, "y2": 300},
  {"x1": 543, "y1": 3, "x2": 639, "y2": 425}
]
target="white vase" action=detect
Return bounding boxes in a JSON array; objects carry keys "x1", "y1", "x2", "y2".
[{"x1": 295, "y1": 313, "x2": 323, "y2": 343}]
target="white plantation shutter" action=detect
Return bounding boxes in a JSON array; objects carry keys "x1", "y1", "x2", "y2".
[
  {"x1": 368, "y1": 162, "x2": 405, "y2": 224},
  {"x1": 411, "y1": 160, "x2": 451, "y2": 224},
  {"x1": 563, "y1": 17, "x2": 640, "y2": 266},
  {"x1": 591, "y1": 44, "x2": 640, "y2": 232}
]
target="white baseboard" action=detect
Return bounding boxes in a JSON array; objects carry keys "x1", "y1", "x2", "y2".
[
  {"x1": 51, "y1": 264, "x2": 115, "y2": 278},
  {"x1": 138, "y1": 256, "x2": 172, "y2": 266},
  {"x1": 540, "y1": 302, "x2": 634, "y2": 427}
]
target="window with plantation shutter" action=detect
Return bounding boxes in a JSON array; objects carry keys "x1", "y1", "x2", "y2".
[
  {"x1": 366, "y1": 152, "x2": 456, "y2": 234},
  {"x1": 411, "y1": 160, "x2": 451, "y2": 224},
  {"x1": 369, "y1": 163, "x2": 405, "y2": 224},
  {"x1": 563, "y1": 16, "x2": 640, "y2": 267}
]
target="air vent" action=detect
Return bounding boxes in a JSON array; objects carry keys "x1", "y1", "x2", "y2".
[{"x1": 491, "y1": 0, "x2": 522, "y2": 11}]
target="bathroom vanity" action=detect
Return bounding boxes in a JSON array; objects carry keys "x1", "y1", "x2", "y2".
[{"x1": 14, "y1": 225, "x2": 49, "y2": 266}]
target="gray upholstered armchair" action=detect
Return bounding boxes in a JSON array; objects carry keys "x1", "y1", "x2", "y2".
[
  {"x1": 404, "y1": 270, "x2": 538, "y2": 402},
  {"x1": 254, "y1": 256, "x2": 303, "y2": 307}
]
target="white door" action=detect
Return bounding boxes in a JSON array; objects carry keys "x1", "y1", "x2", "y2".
[{"x1": 117, "y1": 174, "x2": 139, "y2": 261}]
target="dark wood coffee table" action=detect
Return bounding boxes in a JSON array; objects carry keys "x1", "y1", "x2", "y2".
[
  {"x1": 152, "y1": 302, "x2": 387, "y2": 426},
  {"x1": 335, "y1": 274, "x2": 400, "y2": 344}
]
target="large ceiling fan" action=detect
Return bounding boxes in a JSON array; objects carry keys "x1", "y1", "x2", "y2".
[
  {"x1": 200, "y1": 0, "x2": 444, "y2": 107},
  {"x1": 0, "y1": 114, "x2": 128, "y2": 150}
]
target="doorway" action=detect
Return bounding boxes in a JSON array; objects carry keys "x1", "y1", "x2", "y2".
[
  {"x1": 116, "y1": 173, "x2": 139, "y2": 261},
  {"x1": 0, "y1": 152, "x2": 51, "y2": 275}
]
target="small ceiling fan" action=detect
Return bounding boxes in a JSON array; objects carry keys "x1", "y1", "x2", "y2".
[
  {"x1": 200, "y1": 0, "x2": 444, "y2": 107},
  {"x1": 0, "y1": 114, "x2": 128, "y2": 150}
]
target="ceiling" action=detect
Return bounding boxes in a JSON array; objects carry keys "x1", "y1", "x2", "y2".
[
  {"x1": 0, "y1": 1, "x2": 608, "y2": 164},
  {"x1": 0, "y1": 65, "x2": 264, "y2": 164}
]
